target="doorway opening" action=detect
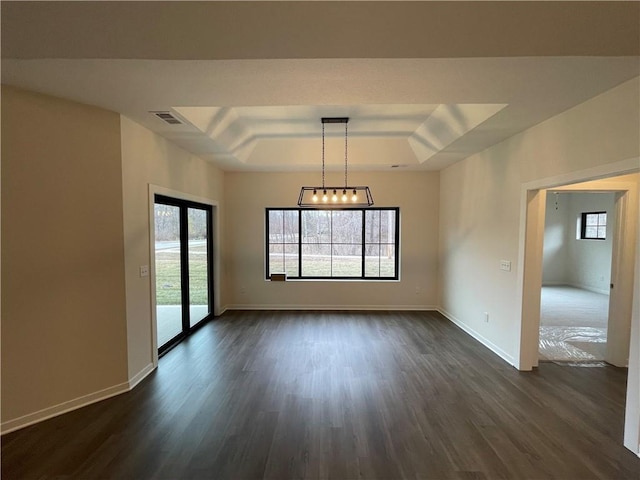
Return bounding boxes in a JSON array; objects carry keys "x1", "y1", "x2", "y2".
[
  {"x1": 539, "y1": 192, "x2": 615, "y2": 362},
  {"x1": 517, "y1": 166, "x2": 638, "y2": 453},
  {"x1": 519, "y1": 171, "x2": 637, "y2": 370},
  {"x1": 154, "y1": 194, "x2": 214, "y2": 355}
]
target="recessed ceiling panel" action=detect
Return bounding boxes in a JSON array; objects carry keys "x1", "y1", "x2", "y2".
[{"x1": 174, "y1": 103, "x2": 506, "y2": 169}]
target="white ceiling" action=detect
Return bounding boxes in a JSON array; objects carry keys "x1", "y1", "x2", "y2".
[{"x1": 2, "y1": 2, "x2": 639, "y2": 172}]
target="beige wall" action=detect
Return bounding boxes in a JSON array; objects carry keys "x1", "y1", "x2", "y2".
[
  {"x1": 1, "y1": 86, "x2": 128, "y2": 426},
  {"x1": 0, "y1": 92, "x2": 226, "y2": 431},
  {"x1": 224, "y1": 170, "x2": 439, "y2": 309},
  {"x1": 439, "y1": 78, "x2": 640, "y2": 453},
  {"x1": 120, "y1": 116, "x2": 225, "y2": 380}
]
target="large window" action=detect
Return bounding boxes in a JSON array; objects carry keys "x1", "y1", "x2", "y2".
[{"x1": 266, "y1": 208, "x2": 399, "y2": 280}]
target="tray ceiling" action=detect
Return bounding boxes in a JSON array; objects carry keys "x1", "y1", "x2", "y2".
[{"x1": 2, "y1": 1, "x2": 638, "y2": 172}]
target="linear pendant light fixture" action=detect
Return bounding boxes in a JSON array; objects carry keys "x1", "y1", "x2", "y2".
[{"x1": 298, "y1": 117, "x2": 374, "y2": 207}]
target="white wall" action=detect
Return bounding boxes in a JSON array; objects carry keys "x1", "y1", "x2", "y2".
[
  {"x1": 566, "y1": 193, "x2": 615, "y2": 294},
  {"x1": 543, "y1": 192, "x2": 615, "y2": 294},
  {"x1": 120, "y1": 116, "x2": 225, "y2": 382},
  {"x1": 438, "y1": 134, "x2": 522, "y2": 363},
  {"x1": 542, "y1": 193, "x2": 570, "y2": 284},
  {"x1": 439, "y1": 77, "x2": 639, "y2": 452},
  {"x1": 224, "y1": 170, "x2": 439, "y2": 310}
]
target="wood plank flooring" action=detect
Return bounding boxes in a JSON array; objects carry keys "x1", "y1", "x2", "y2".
[{"x1": 2, "y1": 311, "x2": 639, "y2": 479}]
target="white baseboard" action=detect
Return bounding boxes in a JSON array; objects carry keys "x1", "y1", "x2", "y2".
[
  {"x1": 2, "y1": 363, "x2": 157, "y2": 435},
  {"x1": 128, "y1": 363, "x2": 156, "y2": 389},
  {"x1": 224, "y1": 304, "x2": 438, "y2": 311},
  {"x1": 544, "y1": 282, "x2": 610, "y2": 296},
  {"x1": 437, "y1": 307, "x2": 516, "y2": 367},
  {"x1": 567, "y1": 282, "x2": 610, "y2": 296},
  {"x1": 1, "y1": 381, "x2": 130, "y2": 435}
]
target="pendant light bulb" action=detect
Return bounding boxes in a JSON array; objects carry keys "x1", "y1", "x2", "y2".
[
  {"x1": 322, "y1": 189, "x2": 328, "y2": 203},
  {"x1": 342, "y1": 189, "x2": 348, "y2": 202},
  {"x1": 332, "y1": 189, "x2": 338, "y2": 202},
  {"x1": 312, "y1": 189, "x2": 318, "y2": 202},
  {"x1": 352, "y1": 189, "x2": 358, "y2": 202}
]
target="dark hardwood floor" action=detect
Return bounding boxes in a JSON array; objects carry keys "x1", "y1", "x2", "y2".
[{"x1": 2, "y1": 311, "x2": 639, "y2": 479}]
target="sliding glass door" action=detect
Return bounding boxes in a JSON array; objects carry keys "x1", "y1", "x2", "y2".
[
  {"x1": 154, "y1": 202, "x2": 184, "y2": 347},
  {"x1": 187, "y1": 208, "x2": 210, "y2": 327},
  {"x1": 154, "y1": 195, "x2": 213, "y2": 354}
]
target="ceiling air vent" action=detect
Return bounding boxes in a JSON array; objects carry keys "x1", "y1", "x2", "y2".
[{"x1": 151, "y1": 111, "x2": 183, "y2": 125}]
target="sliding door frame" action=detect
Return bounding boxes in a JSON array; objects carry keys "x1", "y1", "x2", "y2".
[
  {"x1": 154, "y1": 194, "x2": 214, "y2": 355},
  {"x1": 149, "y1": 185, "x2": 220, "y2": 366}
]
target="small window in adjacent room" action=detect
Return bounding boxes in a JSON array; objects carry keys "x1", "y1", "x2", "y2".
[{"x1": 580, "y1": 211, "x2": 607, "y2": 240}]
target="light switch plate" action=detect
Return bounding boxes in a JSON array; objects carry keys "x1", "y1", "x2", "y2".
[
  {"x1": 140, "y1": 265, "x2": 149, "y2": 277},
  {"x1": 500, "y1": 260, "x2": 511, "y2": 272}
]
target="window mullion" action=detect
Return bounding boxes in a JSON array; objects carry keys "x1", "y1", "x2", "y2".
[
  {"x1": 361, "y1": 210, "x2": 366, "y2": 279},
  {"x1": 281, "y1": 211, "x2": 285, "y2": 276},
  {"x1": 298, "y1": 210, "x2": 302, "y2": 278},
  {"x1": 330, "y1": 211, "x2": 333, "y2": 277},
  {"x1": 378, "y1": 210, "x2": 382, "y2": 277}
]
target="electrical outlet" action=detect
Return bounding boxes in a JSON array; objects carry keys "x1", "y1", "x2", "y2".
[{"x1": 139, "y1": 265, "x2": 149, "y2": 277}]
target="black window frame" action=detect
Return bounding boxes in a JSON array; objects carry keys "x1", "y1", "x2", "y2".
[
  {"x1": 580, "y1": 211, "x2": 607, "y2": 240},
  {"x1": 265, "y1": 207, "x2": 400, "y2": 280}
]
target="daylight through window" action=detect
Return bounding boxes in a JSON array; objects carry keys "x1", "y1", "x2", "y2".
[
  {"x1": 266, "y1": 208, "x2": 399, "y2": 280},
  {"x1": 580, "y1": 211, "x2": 607, "y2": 240}
]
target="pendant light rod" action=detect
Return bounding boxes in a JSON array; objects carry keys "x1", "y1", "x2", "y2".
[
  {"x1": 321, "y1": 117, "x2": 350, "y2": 188},
  {"x1": 344, "y1": 120, "x2": 348, "y2": 188},
  {"x1": 321, "y1": 121, "x2": 325, "y2": 189},
  {"x1": 319, "y1": 118, "x2": 348, "y2": 190}
]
